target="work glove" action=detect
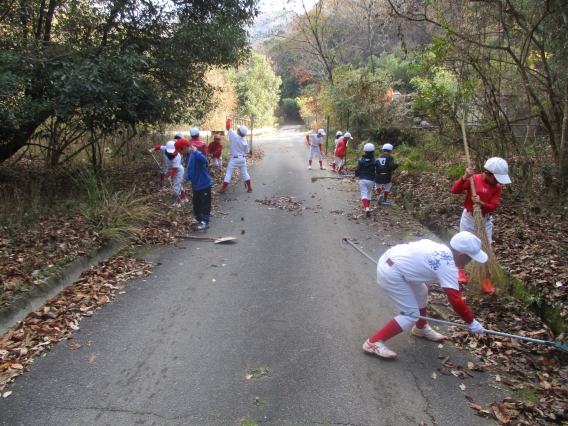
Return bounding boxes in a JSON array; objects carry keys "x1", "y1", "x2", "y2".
[{"x1": 469, "y1": 319, "x2": 485, "y2": 334}]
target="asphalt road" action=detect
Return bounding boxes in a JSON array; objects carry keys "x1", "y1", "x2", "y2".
[{"x1": 0, "y1": 127, "x2": 504, "y2": 425}]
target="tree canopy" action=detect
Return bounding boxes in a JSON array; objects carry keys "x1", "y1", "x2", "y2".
[{"x1": 0, "y1": 0, "x2": 259, "y2": 164}]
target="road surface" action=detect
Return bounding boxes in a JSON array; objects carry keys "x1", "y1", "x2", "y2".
[{"x1": 0, "y1": 127, "x2": 504, "y2": 425}]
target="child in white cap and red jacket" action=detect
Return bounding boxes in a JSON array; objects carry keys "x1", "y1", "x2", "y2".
[
  {"x1": 363, "y1": 231, "x2": 487, "y2": 360},
  {"x1": 451, "y1": 157, "x2": 511, "y2": 293}
]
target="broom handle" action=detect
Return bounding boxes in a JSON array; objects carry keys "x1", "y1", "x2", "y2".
[{"x1": 460, "y1": 119, "x2": 480, "y2": 203}]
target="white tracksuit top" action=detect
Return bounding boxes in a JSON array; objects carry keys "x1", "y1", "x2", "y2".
[{"x1": 227, "y1": 129, "x2": 249, "y2": 156}]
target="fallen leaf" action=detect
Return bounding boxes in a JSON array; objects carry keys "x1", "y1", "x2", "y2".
[
  {"x1": 459, "y1": 383, "x2": 466, "y2": 391},
  {"x1": 495, "y1": 374, "x2": 501, "y2": 382},
  {"x1": 2, "y1": 391, "x2": 12, "y2": 398},
  {"x1": 245, "y1": 374, "x2": 252, "y2": 380},
  {"x1": 470, "y1": 403, "x2": 482, "y2": 411},
  {"x1": 10, "y1": 364, "x2": 23, "y2": 370},
  {"x1": 431, "y1": 372, "x2": 437, "y2": 379},
  {"x1": 69, "y1": 344, "x2": 81, "y2": 350},
  {"x1": 89, "y1": 354, "x2": 96, "y2": 364},
  {"x1": 211, "y1": 279, "x2": 216, "y2": 282},
  {"x1": 437, "y1": 344, "x2": 443, "y2": 349},
  {"x1": 492, "y1": 404, "x2": 511, "y2": 424}
]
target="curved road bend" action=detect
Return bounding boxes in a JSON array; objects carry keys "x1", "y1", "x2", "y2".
[{"x1": 1, "y1": 126, "x2": 504, "y2": 425}]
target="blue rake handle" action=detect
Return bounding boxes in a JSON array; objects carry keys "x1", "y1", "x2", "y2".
[{"x1": 401, "y1": 312, "x2": 568, "y2": 352}]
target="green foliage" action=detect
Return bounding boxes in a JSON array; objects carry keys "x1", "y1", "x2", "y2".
[
  {"x1": 445, "y1": 164, "x2": 466, "y2": 181},
  {"x1": 73, "y1": 169, "x2": 157, "y2": 240},
  {"x1": 368, "y1": 125, "x2": 417, "y2": 146},
  {"x1": 279, "y1": 98, "x2": 301, "y2": 121},
  {"x1": 0, "y1": 0, "x2": 259, "y2": 164},
  {"x1": 235, "y1": 54, "x2": 281, "y2": 126}
]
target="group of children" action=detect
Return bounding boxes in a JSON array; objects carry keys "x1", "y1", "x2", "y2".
[
  {"x1": 149, "y1": 118, "x2": 254, "y2": 231},
  {"x1": 354, "y1": 142, "x2": 399, "y2": 217},
  {"x1": 306, "y1": 130, "x2": 399, "y2": 216}
]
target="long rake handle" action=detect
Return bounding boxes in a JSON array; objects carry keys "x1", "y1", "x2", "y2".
[
  {"x1": 342, "y1": 238, "x2": 378, "y2": 265},
  {"x1": 460, "y1": 119, "x2": 478, "y2": 200},
  {"x1": 402, "y1": 312, "x2": 557, "y2": 346}
]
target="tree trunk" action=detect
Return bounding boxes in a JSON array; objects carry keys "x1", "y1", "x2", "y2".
[
  {"x1": 0, "y1": 120, "x2": 45, "y2": 163},
  {"x1": 43, "y1": 0, "x2": 57, "y2": 42},
  {"x1": 560, "y1": 83, "x2": 568, "y2": 190}
]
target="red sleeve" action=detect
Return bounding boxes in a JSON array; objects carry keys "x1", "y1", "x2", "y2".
[
  {"x1": 306, "y1": 135, "x2": 310, "y2": 143},
  {"x1": 169, "y1": 167, "x2": 177, "y2": 178},
  {"x1": 319, "y1": 143, "x2": 322, "y2": 151},
  {"x1": 226, "y1": 118, "x2": 231, "y2": 131},
  {"x1": 154, "y1": 145, "x2": 161, "y2": 151},
  {"x1": 443, "y1": 288, "x2": 474, "y2": 323},
  {"x1": 451, "y1": 177, "x2": 469, "y2": 194}
]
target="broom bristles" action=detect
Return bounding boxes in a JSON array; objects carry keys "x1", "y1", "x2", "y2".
[{"x1": 468, "y1": 206, "x2": 505, "y2": 296}]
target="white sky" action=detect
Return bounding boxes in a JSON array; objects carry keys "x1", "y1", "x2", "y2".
[{"x1": 259, "y1": 0, "x2": 316, "y2": 14}]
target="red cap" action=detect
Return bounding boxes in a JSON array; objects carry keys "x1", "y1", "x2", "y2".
[
  {"x1": 213, "y1": 134, "x2": 221, "y2": 140},
  {"x1": 173, "y1": 138, "x2": 190, "y2": 155},
  {"x1": 174, "y1": 138, "x2": 189, "y2": 149}
]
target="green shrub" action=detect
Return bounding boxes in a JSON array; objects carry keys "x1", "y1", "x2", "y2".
[{"x1": 73, "y1": 168, "x2": 156, "y2": 240}]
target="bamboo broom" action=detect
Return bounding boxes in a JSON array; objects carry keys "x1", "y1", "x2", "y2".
[{"x1": 460, "y1": 120, "x2": 504, "y2": 295}]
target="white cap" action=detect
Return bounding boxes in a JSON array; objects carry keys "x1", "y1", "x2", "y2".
[
  {"x1": 344, "y1": 132, "x2": 353, "y2": 139},
  {"x1": 363, "y1": 143, "x2": 375, "y2": 152},
  {"x1": 166, "y1": 140, "x2": 176, "y2": 153},
  {"x1": 238, "y1": 125, "x2": 248, "y2": 136},
  {"x1": 317, "y1": 128, "x2": 326, "y2": 136},
  {"x1": 484, "y1": 157, "x2": 511, "y2": 184},
  {"x1": 174, "y1": 133, "x2": 184, "y2": 139},
  {"x1": 382, "y1": 143, "x2": 393, "y2": 150},
  {"x1": 336, "y1": 131, "x2": 343, "y2": 137},
  {"x1": 450, "y1": 231, "x2": 488, "y2": 263},
  {"x1": 190, "y1": 127, "x2": 200, "y2": 137}
]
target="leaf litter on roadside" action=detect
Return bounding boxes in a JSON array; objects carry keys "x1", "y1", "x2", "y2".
[{"x1": 0, "y1": 253, "x2": 154, "y2": 392}]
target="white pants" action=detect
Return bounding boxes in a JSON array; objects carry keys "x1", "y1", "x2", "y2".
[
  {"x1": 224, "y1": 156, "x2": 250, "y2": 183},
  {"x1": 459, "y1": 208, "x2": 493, "y2": 243},
  {"x1": 309, "y1": 146, "x2": 322, "y2": 161},
  {"x1": 171, "y1": 166, "x2": 184, "y2": 196},
  {"x1": 359, "y1": 179, "x2": 374, "y2": 201},
  {"x1": 334, "y1": 156, "x2": 345, "y2": 168},
  {"x1": 211, "y1": 157, "x2": 223, "y2": 167},
  {"x1": 376, "y1": 182, "x2": 393, "y2": 192},
  {"x1": 377, "y1": 251, "x2": 427, "y2": 330}
]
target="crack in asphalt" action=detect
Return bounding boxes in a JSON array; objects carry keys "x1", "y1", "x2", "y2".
[{"x1": 407, "y1": 338, "x2": 437, "y2": 426}]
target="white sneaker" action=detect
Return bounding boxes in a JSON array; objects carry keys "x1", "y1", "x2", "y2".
[
  {"x1": 320, "y1": 166, "x2": 326, "y2": 170},
  {"x1": 191, "y1": 219, "x2": 200, "y2": 225},
  {"x1": 197, "y1": 221, "x2": 210, "y2": 230},
  {"x1": 411, "y1": 324, "x2": 445, "y2": 342},
  {"x1": 171, "y1": 202, "x2": 181, "y2": 208},
  {"x1": 365, "y1": 208, "x2": 371, "y2": 218},
  {"x1": 308, "y1": 166, "x2": 312, "y2": 170},
  {"x1": 181, "y1": 198, "x2": 188, "y2": 205},
  {"x1": 362, "y1": 339, "x2": 397, "y2": 359}
]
